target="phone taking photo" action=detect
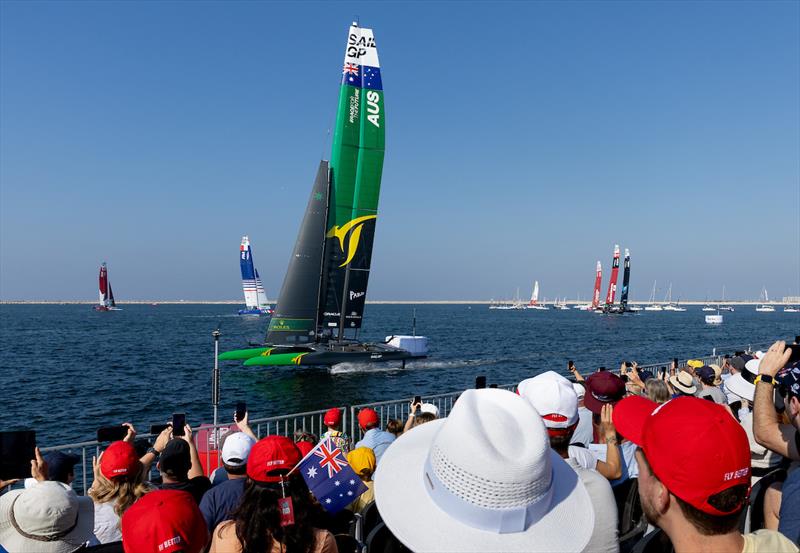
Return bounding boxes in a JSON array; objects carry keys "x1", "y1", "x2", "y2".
[
  {"x1": 475, "y1": 376, "x2": 486, "y2": 389},
  {"x1": 97, "y1": 425, "x2": 128, "y2": 442},
  {"x1": 150, "y1": 423, "x2": 170, "y2": 435},
  {"x1": 0, "y1": 430, "x2": 36, "y2": 480},
  {"x1": 413, "y1": 395, "x2": 421, "y2": 404},
  {"x1": 172, "y1": 413, "x2": 186, "y2": 437},
  {"x1": 235, "y1": 402, "x2": 247, "y2": 422}
]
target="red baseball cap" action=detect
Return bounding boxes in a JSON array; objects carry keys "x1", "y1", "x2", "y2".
[
  {"x1": 246, "y1": 436, "x2": 301, "y2": 483},
  {"x1": 100, "y1": 441, "x2": 140, "y2": 480},
  {"x1": 613, "y1": 396, "x2": 751, "y2": 516},
  {"x1": 296, "y1": 440, "x2": 314, "y2": 458},
  {"x1": 357, "y1": 408, "x2": 379, "y2": 429},
  {"x1": 121, "y1": 489, "x2": 208, "y2": 553},
  {"x1": 324, "y1": 407, "x2": 342, "y2": 427},
  {"x1": 583, "y1": 371, "x2": 626, "y2": 414}
]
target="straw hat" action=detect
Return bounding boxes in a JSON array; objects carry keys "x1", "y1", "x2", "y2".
[
  {"x1": 709, "y1": 364, "x2": 723, "y2": 386},
  {"x1": 374, "y1": 388, "x2": 594, "y2": 552},
  {"x1": 0, "y1": 481, "x2": 94, "y2": 553},
  {"x1": 669, "y1": 370, "x2": 697, "y2": 395}
]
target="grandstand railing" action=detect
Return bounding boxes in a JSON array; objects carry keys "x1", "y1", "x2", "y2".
[{"x1": 38, "y1": 350, "x2": 742, "y2": 495}]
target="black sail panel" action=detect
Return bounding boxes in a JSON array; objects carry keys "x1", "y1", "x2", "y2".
[
  {"x1": 266, "y1": 161, "x2": 330, "y2": 344},
  {"x1": 620, "y1": 249, "x2": 631, "y2": 308}
]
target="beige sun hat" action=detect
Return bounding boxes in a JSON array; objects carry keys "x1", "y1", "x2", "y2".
[
  {"x1": 709, "y1": 364, "x2": 723, "y2": 386},
  {"x1": 374, "y1": 388, "x2": 594, "y2": 552},
  {"x1": 0, "y1": 481, "x2": 94, "y2": 553}
]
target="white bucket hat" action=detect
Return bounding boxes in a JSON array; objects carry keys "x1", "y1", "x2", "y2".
[
  {"x1": 221, "y1": 431, "x2": 256, "y2": 467},
  {"x1": 374, "y1": 388, "x2": 594, "y2": 552},
  {"x1": 520, "y1": 374, "x2": 579, "y2": 428},
  {"x1": 726, "y1": 357, "x2": 760, "y2": 402},
  {"x1": 0, "y1": 481, "x2": 94, "y2": 553}
]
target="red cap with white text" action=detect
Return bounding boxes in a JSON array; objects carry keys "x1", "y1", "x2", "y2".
[
  {"x1": 613, "y1": 396, "x2": 751, "y2": 516},
  {"x1": 121, "y1": 489, "x2": 207, "y2": 553}
]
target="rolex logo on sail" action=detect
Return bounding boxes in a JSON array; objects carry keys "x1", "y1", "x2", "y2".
[{"x1": 327, "y1": 215, "x2": 377, "y2": 267}]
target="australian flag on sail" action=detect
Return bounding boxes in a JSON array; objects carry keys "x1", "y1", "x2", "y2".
[
  {"x1": 342, "y1": 63, "x2": 383, "y2": 91},
  {"x1": 298, "y1": 438, "x2": 367, "y2": 514}
]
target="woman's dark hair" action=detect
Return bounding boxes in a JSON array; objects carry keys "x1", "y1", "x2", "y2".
[{"x1": 227, "y1": 475, "x2": 317, "y2": 553}]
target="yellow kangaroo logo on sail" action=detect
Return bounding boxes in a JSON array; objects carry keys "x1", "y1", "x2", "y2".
[{"x1": 327, "y1": 215, "x2": 377, "y2": 267}]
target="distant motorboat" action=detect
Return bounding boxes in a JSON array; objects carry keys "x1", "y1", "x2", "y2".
[
  {"x1": 755, "y1": 287, "x2": 775, "y2": 312},
  {"x1": 628, "y1": 305, "x2": 642, "y2": 312},
  {"x1": 784, "y1": 306, "x2": 799, "y2": 313},
  {"x1": 701, "y1": 305, "x2": 716, "y2": 312}
]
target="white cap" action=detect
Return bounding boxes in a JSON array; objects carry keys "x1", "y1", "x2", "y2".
[
  {"x1": 572, "y1": 382, "x2": 586, "y2": 399},
  {"x1": 419, "y1": 403, "x2": 439, "y2": 417},
  {"x1": 221, "y1": 432, "x2": 256, "y2": 466},
  {"x1": 517, "y1": 371, "x2": 570, "y2": 398},
  {"x1": 520, "y1": 374, "x2": 579, "y2": 428}
]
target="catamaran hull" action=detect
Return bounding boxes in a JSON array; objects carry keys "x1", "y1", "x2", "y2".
[
  {"x1": 235, "y1": 343, "x2": 420, "y2": 367},
  {"x1": 237, "y1": 308, "x2": 273, "y2": 316}
]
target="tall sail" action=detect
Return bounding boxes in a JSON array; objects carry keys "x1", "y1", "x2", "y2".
[
  {"x1": 266, "y1": 161, "x2": 330, "y2": 344},
  {"x1": 591, "y1": 261, "x2": 602, "y2": 309},
  {"x1": 619, "y1": 249, "x2": 631, "y2": 308},
  {"x1": 240, "y1": 237, "x2": 259, "y2": 309},
  {"x1": 108, "y1": 284, "x2": 116, "y2": 308},
  {"x1": 98, "y1": 263, "x2": 109, "y2": 307},
  {"x1": 529, "y1": 281, "x2": 539, "y2": 306},
  {"x1": 604, "y1": 245, "x2": 620, "y2": 306},
  {"x1": 319, "y1": 23, "x2": 385, "y2": 333},
  {"x1": 254, "y1": 270, "x2": 270, "y2": 309}
]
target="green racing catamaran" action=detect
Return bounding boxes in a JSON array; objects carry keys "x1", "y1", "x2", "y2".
[{"x1": 219, "y1": 23, "x2": 426, "y2": 368}]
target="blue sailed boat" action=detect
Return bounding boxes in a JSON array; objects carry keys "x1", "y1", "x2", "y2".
[{"x1": 238, "y1": 236, "x2": 273, "y2": 316}]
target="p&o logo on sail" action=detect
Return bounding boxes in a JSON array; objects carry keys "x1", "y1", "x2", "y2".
[{"x1": 327, "y1": 215, "x2": 376, "y2": 267}]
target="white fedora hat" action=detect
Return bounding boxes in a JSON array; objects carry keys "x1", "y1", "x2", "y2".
[
  {"x1": 726, "y1": 357, "x2": 760, "y2": 402},
  {"x1": 374, "y1": 388, "x2": 594, "y2": 552},
  {"x1": 0, "y1": 481, "x2": 94, "y2": 553},
  {"x1": 669, "y1": 370, "x2": 697, "y2": 395}
]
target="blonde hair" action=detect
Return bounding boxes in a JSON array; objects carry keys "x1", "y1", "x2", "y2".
[
  {"x1": 88, "y1": 468, "x2": 150, "y2": 517},
  {"x1": 645, "y1": 379, "x2": 670, "y2": 404}
]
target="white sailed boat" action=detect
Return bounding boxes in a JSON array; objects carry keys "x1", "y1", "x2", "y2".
[
  {"x1": 755, "y1": 287, "x2": 775, "y2": 312},
  {"x1": 662, "y1": 284, "x2": 686, "y2": 311},
  {"x1": 644, "y1": 281, "x2": 662, "y2": 311},
  {"x1": 718, "y1": 285, "x2": 734, "y2": 311},
  {"x1": 526, "y1": 281, "x2": 548, "y2": 310}
]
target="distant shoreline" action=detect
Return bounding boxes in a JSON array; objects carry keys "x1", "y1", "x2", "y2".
[{"x1": 1, "y1": 300, "x2": 795, "y2": 306}]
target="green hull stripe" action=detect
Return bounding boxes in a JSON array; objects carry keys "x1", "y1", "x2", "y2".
[{"x1": 218, "y1": 347, "x2": 271, "y2": 361}]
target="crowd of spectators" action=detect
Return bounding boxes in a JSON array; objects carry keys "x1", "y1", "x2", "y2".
[{"x1": 1, "y1": 340, "x2": 799, "y2": 552}]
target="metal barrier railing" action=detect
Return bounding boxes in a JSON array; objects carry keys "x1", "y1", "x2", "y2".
[
  {"x1": 40, "y1": 406, "x2": 345, "y2": 495},
  {"x1": 37, "y1": 349, "x2": 754, "y2": 495}
]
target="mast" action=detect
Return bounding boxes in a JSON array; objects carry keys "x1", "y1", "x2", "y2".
[
  {"x1": 604, "y1": 245, "x2": 620, "y2": 306},
  {"x1": 591, "y1": 261, "x2": 602, "y2": 308},
  {"x1": 619, "y1": 249, "x2": 631, "y2": 309}
]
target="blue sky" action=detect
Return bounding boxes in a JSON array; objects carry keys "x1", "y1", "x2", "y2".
[{"x1": 1, "y1": 1, "x2": 798, "y2": 301}]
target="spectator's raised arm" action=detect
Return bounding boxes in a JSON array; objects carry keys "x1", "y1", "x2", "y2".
[
  {"x1": 234, "y1": 410, "x2": 257, "y2": 441},
  {"x1": 753, "y1": 341, "x2": 799, "y2": 460},
  {"x1": 594, "y1": 404, "x2": 622, "y2": 480},
  {"x1": 181, "y1": 424, "x2": 205, "y2": 480}
]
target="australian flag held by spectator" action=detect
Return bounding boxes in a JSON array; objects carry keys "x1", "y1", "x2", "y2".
[{"x1": 298, "y1": 437, "x2": 367, "y2": 514}]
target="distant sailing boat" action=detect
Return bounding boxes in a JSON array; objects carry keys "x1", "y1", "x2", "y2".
[
  {"x1": 93, "y1": 262, "x2": 121, "y2": 311},
  {"x1": 218, "y1": 23, "x2": 426, "y2": 368},
  {"x1": 238, "y1": 236, "x2": 273, "y2": 316},
  {"x1": 644, "y1": 281, "x2": 662, "y2": 311},
  {"x1": 755, "y1": 287, "x2": 775, "y2": 312},
  {"x1": 662, "y1": 283, "x2": 685, "y2": 311},
  {"x1": 527, "y1": 281, "x2": 548, "y2": 310},
  {"x1": 605, "y1": 248, "x2": 635, "y2": 314},
  {"x1": 719, "y1": 285, "x2": 734, "y2": 311}
]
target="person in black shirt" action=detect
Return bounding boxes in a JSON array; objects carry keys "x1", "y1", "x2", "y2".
[{"x1": 157, "y1": 425, "x2": 211, "y2": 504}]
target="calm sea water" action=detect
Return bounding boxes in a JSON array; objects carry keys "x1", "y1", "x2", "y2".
[{"x1": 1, "y1": 304, "x2": 797, "y2": 445}]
